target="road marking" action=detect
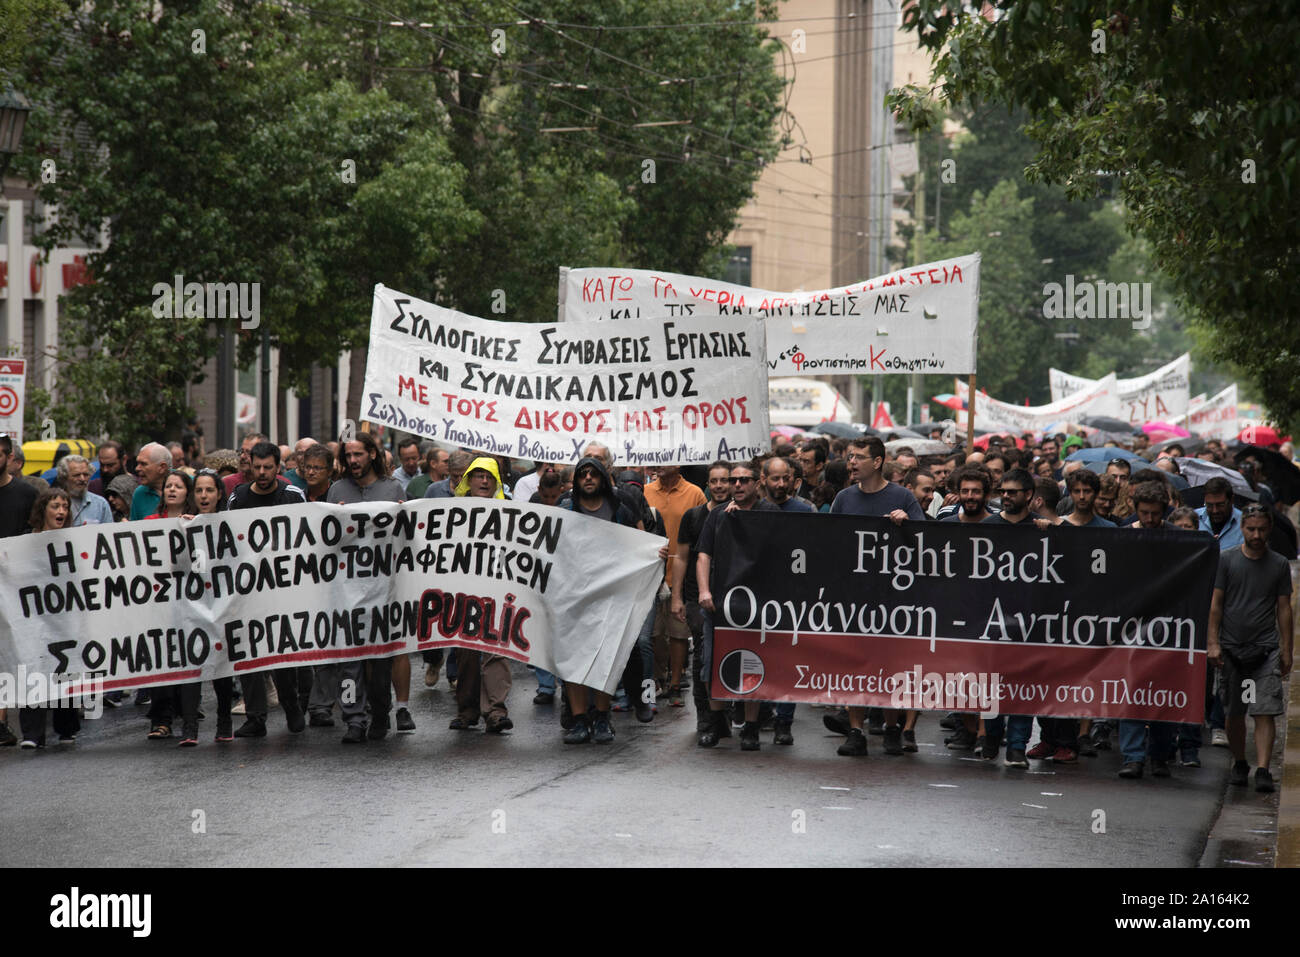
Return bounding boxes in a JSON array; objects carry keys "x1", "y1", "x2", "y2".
[
  {"x1": 822, "y1": 806, "x2": 852, "y2": 811},
  {"x1": 1041, "y1": 792, "x2": 1062, "y2": 796},
  {"x1": 1022, "y1": 803, "x2": 1047, "y2": 809},
  {"x1": 615, "y1": 833, "x2": 632, "y2": 837},
  {"x1": 820, "y1": 786, "x2": 850, "y2": 791},
  {"x1": 1224, "y1": 859, "x2": 1265, "y2": 866},
  {"x1": 929, "y1": 784, "x2": 959, "y2": 788}
]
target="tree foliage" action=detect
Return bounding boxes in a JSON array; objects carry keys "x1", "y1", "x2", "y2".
[
  {"x1": 15, "y1": 0, "x2": 785, "y2": 441},
  {"x1": 889, "y1": 0, "x2": 1300, "y2": 430}
]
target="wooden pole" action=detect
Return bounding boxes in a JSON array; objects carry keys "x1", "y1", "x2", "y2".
[{"x1": 966, "y1": 374, "x2": 976, "y2": 451}]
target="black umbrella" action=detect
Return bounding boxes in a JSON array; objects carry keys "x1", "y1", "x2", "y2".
[
  {"x1": 1149, "y1": 436, "x2": 1206, "y2": 457},
  {"x1": 1081, "y1": 415, "x2": 1136, "y2": 433},
  {"x1": 1234, "y1": 446, "x2": 1300, "y2": 506},
  {"x1": 810, "y1": 421, "x2": 864, "y2": 439}
]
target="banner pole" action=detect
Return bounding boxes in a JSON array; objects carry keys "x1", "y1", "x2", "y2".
[{"x1": 966, "y1": 374, "x2": 976, "y2": 450}]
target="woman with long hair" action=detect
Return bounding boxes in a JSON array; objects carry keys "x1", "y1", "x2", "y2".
[
  {"x1": 141, "y1": 471, "x2": 197, "y2": 740},
  {"x1": 18, "y1": 490, "x2": 81, "y2": 749},
  {"x1": 174, "y1": 470, "x2": 235, "y2": 745},
  {"x1": 148, "y1": 470, "x2": 197, "y2": 520}
]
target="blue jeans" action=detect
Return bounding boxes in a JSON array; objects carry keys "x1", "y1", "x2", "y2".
[
  {"x1": 1118, "y1": 719, "x2": 1177, "y2": 763},
  {"x1": 532, "y1": 668, "x2": 556, "y2": 694},
  {"x1": 636, "y1": 601, "x2": 656, "y2": 686},
  {"x1": 986, "y1": 715, "x2": 1032, "y2": 751}
]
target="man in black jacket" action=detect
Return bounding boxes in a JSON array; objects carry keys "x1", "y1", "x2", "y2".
[{"x1": 228, "y1": 442, "x2": 308, "y2": 738}]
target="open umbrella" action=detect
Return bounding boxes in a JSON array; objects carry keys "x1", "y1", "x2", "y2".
[
  {"x1": 1086, "y1": 430, "x2": 1138, "y2": 448},
  {"x1": 1147, "y1": 436, "x2": 1204, "y2": 457},
  {"x1": 1081, "y1": 415, "x2": 1134, "y2": 433},
  {"x1": 1235, "y1": 446, "x2": 1300, "y2": 505},
  {"x1": 810, "y1": 421, "x2": 863, "y2": 439},
  {"x1": 974, "y1": 431, "x2": 1023, "y2": 450},
  {"x1": 1143, "y1": 421, "x2": 1191, "y2": 439},
  {"x1": 885, "y1": 438, "x2": 952, "y2": 456},
  {"x1": 1174, "y1": 458, "x2": 1254, "y2": 496},
  {"x1": 932, "y1": 394, "x2": 967, "y2": 410},
  {"x1": 1237, "y1": 425, "x2": 1290, "y2": 448},
  {"x1": 1065, "y1": 448, "x2": 1147, "y2": 466}
]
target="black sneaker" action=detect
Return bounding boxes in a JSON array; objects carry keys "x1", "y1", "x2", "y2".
[
  {"x1": 882, "y1": 725, "x2": 903, "y2": 755},
  {"x1": 308, "y1": 712, "x2": 335, "y2": 728},
  {"x1": 1230, "y1": 760, "x2": 1250, "y2": 786},
  {"x1": 697, "y1": 711, "x2": 725, "y2": 748},
  {"x1": 1180, "y1": 750, "x2": 1201, "y2": 768},
  {"x1": 634, "y1": 700, "x2": 654, "y2": 723},
  {"x1": 1151, "y1": 758, "x2": 1171, "y2": 778},
  {"x1": 739, "y1": 721, "x2": 760, "y2": 751},
  {"x1": 837, "y1": 728, "x2": 867, "y2": 757},
  {"x1": 1091, "y1": 722, "x2": 1113, "y2": 751},
  {"x1": 866, "y1": 708, "x2": 885, "y2": 736},
  {"x1": 564, "y1": 716, "x2": 592, "y2": 744},
  {"x1": 284, "y1": 702, "x2": 306, "y2": 734},
  {"x1": 367, "y1": 722, "x2": 389, "y2": 740},
  {"x1": 1255, "y1": 767, "x2": 1275, "y2": 792},
  {"x1": 1004, "y1": 748, "x2": 1029, "y2": 769},
  {"x1": 216, "y1": 717, "x2": 233, "y2": 742},
  {"x1": 982, "y1": 732, "x2": 1003, "y2": 760},
  {"x1": 939, "y1": 712, "x2": 958, "y2": 730},
  {"x1": 592, "y1": 713, "x2": 615, "y2": 744},
  {"x1": 1118, "y1": 761, "x2": 1143, "y2": 779},
  {"x1": 234, "y1": 718, "x2": 267, "y2": 738},
  {"x1": 486, "y1": 715, "x2": 514, "y2": 734},
  {"x1": 395, "y1": 708, "x2": 416, "y2": 733},
  {"x1": 341, "y1": 725, "x2": 366, "y2": 744},
  {"x1": 1076, "y1": 734, "x2": 1098, "y2": 758},
  {"x1": 135, "y1": 690, "x2": 152, "y2": 706},
  {"x1": 448, "y1": 716, "x2": 478, "y2": 730},
  {"x1": 946, "y1": 726, "x2": 976, "y2": 751},
  {"x1": 0, "y1": 722, "x2": 16, "y2": 747},
  {"x1": 822, "y1": 710, "x2": 851, "y2": 736},
  {"x1": 533, "y1": 691, "x2": 554, "y2": 706},
  {"x1": 902, "y1": 729, "x2": 918, "y2": 752},
  {"x1": 773, "y1": 720, "x2": 794, "y2": 746}
]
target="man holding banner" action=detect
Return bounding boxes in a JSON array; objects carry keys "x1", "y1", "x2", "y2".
[{"x1": 830, "y1": 437, "x2": 924, "y2": 758}]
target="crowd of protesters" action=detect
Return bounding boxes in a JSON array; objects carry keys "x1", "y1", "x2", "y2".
[{"x1": 0, "y1": 422, "x2": 1294, "y2": 794}]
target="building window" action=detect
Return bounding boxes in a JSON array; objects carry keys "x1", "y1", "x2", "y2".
[{"x1": 724, "y1": 246, "x2": 752, "y2": 286}]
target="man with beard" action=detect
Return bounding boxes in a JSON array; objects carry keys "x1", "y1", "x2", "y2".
[
  {"x1": 941, "y1": 466, "x2": 993, "y2": 524},
  {"x1": 696, "y1": 460, "x2": 779, "y2": 750},
  {"x1": 560, "y1": 456, "x2": 645, "y2": 743},
  {"x1": 980, "y1": 469, "x2": 1045, "y2": 766},
  {"x1": 672, "y1": 462, "x2": 733, "y2": 741},
  {"x1": 87, "y1": 440, "x2": 127, "y2": 497},
  {"x1": 643, "y1": 464, "x2": 707, "y2": 707},
  {"x1": 326, "y1": 433, "x2": 411, "y2": 741},
  {"x1": 227, "y1": 442, "x2": 308, "y2": 738},
  {"x1": 762, "y1": 456, "x2": 814, "y2": 513}
]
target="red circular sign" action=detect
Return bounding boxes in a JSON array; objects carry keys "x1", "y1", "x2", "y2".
[{"x1": 0, "y1": 385, "x2": 18, "y2": 416}]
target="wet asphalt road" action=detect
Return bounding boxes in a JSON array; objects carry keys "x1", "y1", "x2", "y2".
[{"x1": 1, "y1": 657, "x2": 1237, "y2": 867}]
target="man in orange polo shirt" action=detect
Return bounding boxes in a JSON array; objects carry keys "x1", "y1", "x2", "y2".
[{"x1": 643, "y1": 465, "x2": 706, "y2": 705}]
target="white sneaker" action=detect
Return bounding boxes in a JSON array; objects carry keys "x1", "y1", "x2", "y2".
[
  {"x1": 1211, "y1": 728, "x2": 1229, "y2": 747},
  {"x1": 231, "y1": 699, "x2": 247, "y2": 715},
  {"x1": 19, "y1": 739, "x2": 37, "y2": 749}
]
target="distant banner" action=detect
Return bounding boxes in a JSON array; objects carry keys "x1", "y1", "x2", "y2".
[
  {"x1": 0, "y1": 500, "x2": 664, "y2": 704},
  {"x1": 1049, "y1": 354, "x2": 1191, "y2": 424},
  {"x1": 362, "y1": 284, "x2": 770, "y2": 466},
  {"x1": 958, "y1": 374, "x2": 1121, "y2": 434},
  {"x1": 1184, "y1": 384, "x2": 1238, "y2": 441},
  {"x1": 559, "y1": 254, "x2": 981, "y2": 376},
  {"x1": 710, "y1": 513, "x2": 1216, "y2": 721},
  {"x1": 0, "y1": 358, "x2": 25, "y2": 446}
]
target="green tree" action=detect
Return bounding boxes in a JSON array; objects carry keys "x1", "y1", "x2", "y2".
[{"x1": 890, "y1": 0, "x2": 1300, "y2": 431}]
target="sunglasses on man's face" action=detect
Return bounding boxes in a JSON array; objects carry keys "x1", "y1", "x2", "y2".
[{"x1": 731, "y1": 476, "x2": 755, "y2": 484}]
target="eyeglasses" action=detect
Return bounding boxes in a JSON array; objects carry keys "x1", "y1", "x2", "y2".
[
  {"x1": 998, "y1": 487, "x2": 1031, "y2": 496},
  {"x1": 731, "y1": 476, "x2": 755, "y2": 484}
]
